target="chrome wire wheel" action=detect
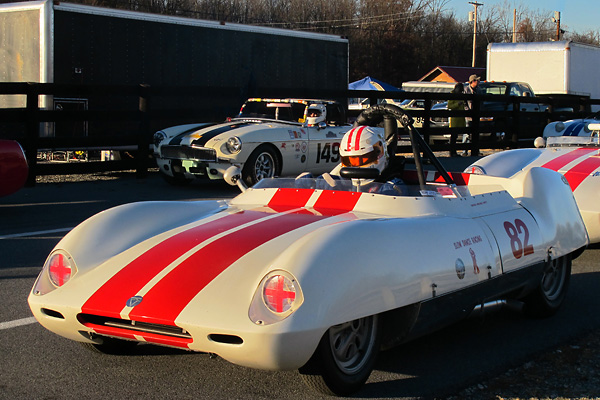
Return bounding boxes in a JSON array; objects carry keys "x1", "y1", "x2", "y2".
[{"x1": 328, "y1": 315, "x2": 378, "y2": 375}]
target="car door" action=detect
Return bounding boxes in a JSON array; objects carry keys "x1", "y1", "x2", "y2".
[{"x1": 305, "y1": 125, "x2": 347, "y2": 175}]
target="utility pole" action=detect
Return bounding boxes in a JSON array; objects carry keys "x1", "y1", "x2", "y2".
[
  {"x1": 512, "y1": 8, "x2": 516, "y2": 42},
  {"x1": 552, "y1": 11, "x2": 561, "y2": 41},
  {"x1": 469, "y1": 2, "x2": 483, "y2": 68}
]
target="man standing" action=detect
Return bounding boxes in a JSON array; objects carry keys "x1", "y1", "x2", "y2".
[{"x1": 462, "y1": 74, "x2": 480, "y2": 156}]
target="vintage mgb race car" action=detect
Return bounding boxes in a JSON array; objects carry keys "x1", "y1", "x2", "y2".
[
  {"x1": 153, "y1": 98, "x2": 352, "y2": 186},
  {"x1": 466, "y1": 117, "x2": 600, "y2": 243},
  {"x1": 0, "y1": 139, "x2": 28, "y2": 197},
  {"x1": 29, "y1": 105, "x2": 588, "y2": 396}
]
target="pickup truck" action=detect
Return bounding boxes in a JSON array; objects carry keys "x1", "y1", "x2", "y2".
[{"x1": 429, "y1": 81, "x2": 552, "y2": 144}]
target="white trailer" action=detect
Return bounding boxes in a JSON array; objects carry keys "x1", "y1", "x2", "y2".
[{"x1": 486, "y1": 41, "x2": 600, "y2": 102}]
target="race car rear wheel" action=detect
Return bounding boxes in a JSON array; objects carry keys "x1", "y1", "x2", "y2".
[
  {"x1": 298, "y1": 315, "x2": 380, "y2": 396},
  {"x1": 242, "y1": 145, "x2": 280, "y2": 186},
  {"x1": 523, "y1": 254, "x2": 571, "y2": 318},
  {"x1": 80, "y1": 337, "x2": 138, "y2": 355}
]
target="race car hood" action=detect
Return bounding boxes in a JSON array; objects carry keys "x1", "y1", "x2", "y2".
[
  {"x1": 54, "y1": 200, "x2": 362, "y2": 327},
  {"x1": 166, "y1": 119, "x2": 303, "y2": 147}
]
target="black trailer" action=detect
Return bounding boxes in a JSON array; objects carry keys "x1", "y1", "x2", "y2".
[{"x1": 0, "y1": 0, "x2": 349, "y2": 137}]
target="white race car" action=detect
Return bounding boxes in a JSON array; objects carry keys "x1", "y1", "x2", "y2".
[
  {"x1": 466, "y1": 118, "x2": 600, "y2": 243},
  {"x1": 29, "y1": 105, "x2": 588, "y2": 396},
  {"x1": 153, "y1": 98, "x2": 353, "y2": 186}
]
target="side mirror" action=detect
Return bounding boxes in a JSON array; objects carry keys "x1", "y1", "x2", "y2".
[{"x1": 223, "y1": 166, "x2": 248, "y2": 192}]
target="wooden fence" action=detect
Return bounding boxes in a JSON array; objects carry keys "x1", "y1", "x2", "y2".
[{"x1": 1, "y1": 82, "x2": 598, "y2": 185}]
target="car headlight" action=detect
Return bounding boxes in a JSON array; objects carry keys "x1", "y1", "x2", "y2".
[
  {"x1": 32, "y1": 250, "x2": 77, "y2": 296},
  {"x1": 465, "y1": 165, "x2": 486, "y2": 175},
  {"x1": 153, "y1": 131, "x2": 167, "y2": 147},
  {"x1": 226, "y1": 136, "x2": 242, "y2": 154},
  {"x1": 555, "y1": 122, "x2": 565, "y2": 132},
  {"x1": 248, "y1": 270, "x2": 304, "y2": 325}
]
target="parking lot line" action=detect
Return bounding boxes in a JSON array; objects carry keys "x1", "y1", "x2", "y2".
[
  {"x1": 0, "y1": 228, "x2": 74, "y2": 240},
  {"x1": 0, "y1": 317, "x2": 37, "y2": 330}
]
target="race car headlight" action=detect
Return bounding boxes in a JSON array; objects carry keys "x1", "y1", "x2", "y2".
[
  {"x1": 32, "y1": 250, "x2": 77, "y2": 296},
  {"x1": 153, "y1": 131, "x2": 167, "y2": 147},
  {"x1": 225, "y1": 136, "x2": 242, "y2": 154},
  {"x1": 248, "y1": 270, "x2": 304, "y2": 325},
  {"x1": 554, "y1": 122, "x2": 565, "y2": 132},
  {"x1": 465, "y1": 165, "x2": 486, "y2": 175}
]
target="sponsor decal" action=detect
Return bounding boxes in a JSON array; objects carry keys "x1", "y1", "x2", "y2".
[
  {"x1": 301, "y1": 142, "x2": 308, "y2": 153},
  {"x1": 281, "y1": 142, "x2": 286, "y2": 149},
  {"x1": 455, "y1": 258, "x2": 465, "y2": 279},
  {"x1": 126, "y1": 296, "x2": 143, "y2": 307},
  {"x1": 295, "y1": 143, "x2": 301, "y2": 152},
  {"x1": 469, "y1": 248, "x2": 480, "y2": 274},
  {"x1": 301, "y1": 155, "x2": 306, "y2": 163},
  {"x1": 453, "y1": 235, "x2": 483, "y2": 250}
]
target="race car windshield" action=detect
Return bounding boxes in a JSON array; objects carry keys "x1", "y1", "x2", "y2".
[
  {"x1": 253, "y1": 178, "x2": 470, "y2": 198},
  {"x1": 547, "y1": 136, "x2": 600, "y2": 147}
]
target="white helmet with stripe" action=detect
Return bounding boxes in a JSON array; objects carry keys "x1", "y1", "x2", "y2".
[
  {"x1": 340, "y1": 126, "x2": 388, "y2": 176},
  {"x1": 306, "y1": 103, "x2": 327, "y2": 126}
]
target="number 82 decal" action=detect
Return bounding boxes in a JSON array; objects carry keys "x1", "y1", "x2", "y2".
[{"x1": 504, "y1": 219, "x2": 534, "y2": 259}]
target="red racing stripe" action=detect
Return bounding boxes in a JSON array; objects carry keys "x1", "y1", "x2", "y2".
[
  {"x1": 541, "y1": 148, "x2": 597, "y2": 172},
  {"x1": 563, "y1": 155, "x2": 600, "y2": 191},
  {"x1": 127, "y1": 211, "x2": 327, "y2": 326},
  {"x1": 267, "y1": 188, "x2": 314, "y2": 212},
  {"x1": 81, "y1": 210, "x2": 268, "y2": 318},
  {"x1": 313, "y1": 190, "x2": 361, "y2": 214},
  {"x1": 354, "y1": 126, "x2": 365, "y2": 151}
]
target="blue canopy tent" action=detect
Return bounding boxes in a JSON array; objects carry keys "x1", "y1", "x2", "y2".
[
  {"x1": 348, "y1": 76, "x2": 401, "y2": 109},
  {"x1": 348, "y1": 76, "x2": 401, "y2": 91}
]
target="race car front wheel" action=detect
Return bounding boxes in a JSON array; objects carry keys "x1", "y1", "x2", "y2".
[
  {"x1": 298, "y1": 315, "x2": 381, "y2": 396},
  {"x1": 523, "y1": 254, "x2": 571, "y2": 318},
  {"x1": 242, "y1": 145, "x2": 280, "y2": 186}
]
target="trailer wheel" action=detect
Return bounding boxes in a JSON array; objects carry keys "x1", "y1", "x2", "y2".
[
  {"x1": 523, "y1": 254, "x2": 571, "y2": 318},
  {"x1": 242, "y1": 145, "x2": 280, "y2": 186},
  {"x1": 298, "y1": 315, "x2": 380, "y2": 396}
]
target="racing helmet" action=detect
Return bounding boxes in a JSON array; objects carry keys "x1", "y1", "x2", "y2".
[
  {"x1": 340, "y1": 126, "x2": 388, "y2": 175},
  {"x1": 306, "y1": 104, "x2": 327, "y2": 126}
]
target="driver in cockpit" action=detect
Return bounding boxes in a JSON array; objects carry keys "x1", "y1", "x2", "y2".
[{"x1": 297, "y1": 126, "x2": 404, "y2": 193}]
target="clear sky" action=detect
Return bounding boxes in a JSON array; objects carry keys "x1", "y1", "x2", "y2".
[{"x1": 446, "y1": 0, "x2": 598, "y2": 35}]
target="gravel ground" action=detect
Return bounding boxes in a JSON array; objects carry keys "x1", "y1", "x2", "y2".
[{"x1": 445, "y1": 330, "x2": 600, "y2": 400}]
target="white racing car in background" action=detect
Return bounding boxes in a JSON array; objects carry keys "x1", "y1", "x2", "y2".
[
  {"x1": 29, "y1": 105, "x2": 588, "y2": 396},
  {"x1": 153, "y1": 98, "x2": 352, "y2": 186},
  {"x1": 466, "y1": 116, "x2": 600, "y2": 243}
]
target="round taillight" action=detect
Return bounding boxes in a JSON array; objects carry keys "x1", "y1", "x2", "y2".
[
  {"x1": 48, "y1": 252, "x2": 73, "y2": 287},
  {"x1": 263, "y1": 275, "x2": 297, "y2": 313}
]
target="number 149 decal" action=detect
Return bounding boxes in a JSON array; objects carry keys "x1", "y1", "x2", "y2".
[{"x1": 504, "y1": 219, "x2": 534, "y2": 259}]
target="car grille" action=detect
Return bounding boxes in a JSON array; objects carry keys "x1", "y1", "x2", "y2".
[
  {"x1": 78, "y1": 313, "x2": 192, "y2": 340},
  {"x1": 161, "y1": 145, "x2": 217, "y2": 161}
]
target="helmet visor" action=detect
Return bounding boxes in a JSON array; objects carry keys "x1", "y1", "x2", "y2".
[{"x1": 341, "y1": 147, "x2": 381, "y2": 167}]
